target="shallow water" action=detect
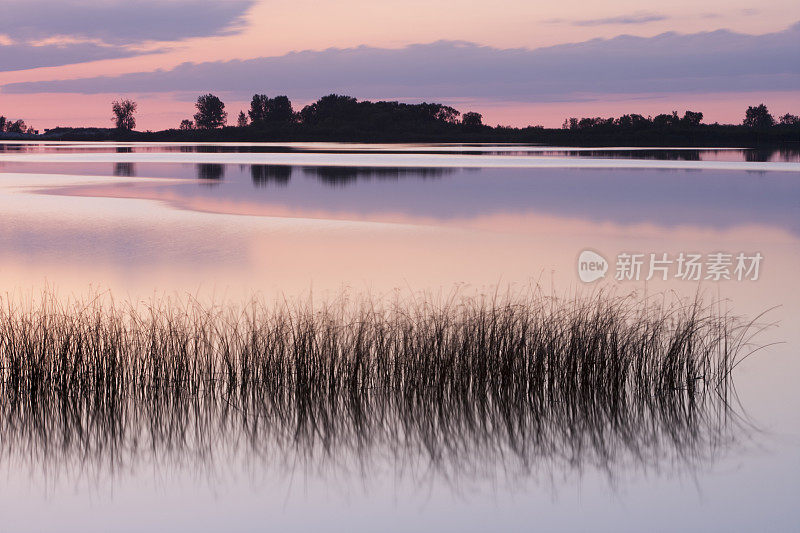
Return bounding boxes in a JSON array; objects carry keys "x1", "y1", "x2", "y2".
[{"x1": 0, "y1": 142, "x2": 798, "y2": 532}]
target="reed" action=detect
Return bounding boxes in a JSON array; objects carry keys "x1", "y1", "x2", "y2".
[{"x1": 0, "y1": 288, "x2": 760, "y2": 478}]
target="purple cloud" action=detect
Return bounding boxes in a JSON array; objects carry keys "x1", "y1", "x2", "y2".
[
  {"x1": 0, "y1": 0, "x2": 255, "y2": 45},
  {"x1": 3, "y1": 23, "x2": 798, "y2": 102},
  {"x1": 550, "y1": 12, "x2": 668, "y2": 26}
]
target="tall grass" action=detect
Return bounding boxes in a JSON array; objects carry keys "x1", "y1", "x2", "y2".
[{"x1": 0, "y1": 288, "x2": 760, "y2": 479}]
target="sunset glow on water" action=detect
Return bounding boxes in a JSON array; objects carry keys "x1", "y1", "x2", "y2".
[
  {"x1": 0, "y1": 142, "x2": 797, "y2": 530},
  {"x1": 2, "y1": 0, "x2": 799, "y2": 529}
]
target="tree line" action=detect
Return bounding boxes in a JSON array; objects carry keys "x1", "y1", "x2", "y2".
[
  {"x1": 167, "y1": 93, "x2": 484, "y2": 132},
  {"x1": 0, "y1": 115, "x2": 35, "y2": 134},
  {"x1": 107, "y1": 93, "x2": 797, "y2": 134},
  {"x1": 561, "y1": 105, "x2": 798, "y2": 132},
  {"x1": 4, "y1": 96, "x2": 797, "y2": 145}
]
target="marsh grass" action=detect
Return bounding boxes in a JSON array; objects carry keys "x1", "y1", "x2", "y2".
[{"x1": 0, "y1": 288, "x2": 762, "y2": 481}]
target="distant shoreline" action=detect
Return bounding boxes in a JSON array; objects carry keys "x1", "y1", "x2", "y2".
[
  {"x1": 4, "y1": 94, "x2": 798, "y2": 147},
  {"x1": 2, "y1": 124, "x2": 798, "y2": 148}
]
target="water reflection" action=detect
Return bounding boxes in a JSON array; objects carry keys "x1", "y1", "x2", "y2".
[
  {"x1": 251, "y1": 164, "x2": 292, "y2": 186},
  {"x1": 302, "y1": 165, "x2": 452, "y2": 185},
  {"x1": 743, "y1": 148, "x2": 791, "y2": 162},
  {"x1": 0, "y1": 381, "x2": 742, "y2": 484},
  {"x1": 1, "y1": 142, "x2": 799, "y2": 162},
  {"x1": 21, "y1": 163, "x2": 800, "y2": 236},
  {"x1": 196, "y1": 163, "x2": 225, "y2": 181},
  {"x1": 113, "y1": 162, "x2": 135, "y2": 177}
]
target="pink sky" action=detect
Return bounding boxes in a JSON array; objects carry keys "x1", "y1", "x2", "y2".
[{"x1": 1, "y1": 0, "x2": 798, "y2": 130}]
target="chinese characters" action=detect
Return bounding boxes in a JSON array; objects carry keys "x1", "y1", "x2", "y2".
[{"x1": 613, "y1": 252, "x2": 762, "y2": 281}]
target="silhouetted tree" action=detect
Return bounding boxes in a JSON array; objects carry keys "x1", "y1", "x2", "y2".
[
  {"x1": 292, "y1": 95, "x2": 466, "y2": 133},
  {"x1": 438, "y1": 105, "x2": 460, "y2": 123},
  {"x1": 179, "y1": 119, "x2": 194, "y2": 130},
  {"x1": 653, "y1": 111, "x2": 679, "y2": 128},
  {"x1": 248, "y1": 94, "x2": 295, "y2": 126},
  {"x1": 681, "y1": 110, "x2": 703, "y2": 127},
  {"x1": 5, "y1": 119, "x2": 28, "y2": 134},
  {"x1": 462, "y1": 112, "x2": 483, "y2": 127},
  {"x1": 300, "y1": 94, "x2": 359, "y2": 125},
  {"x1": 779, "y1": 113, "x2": 799, "y2": 125},
  {"x1": 743, "y1": 104, "x2": 775, "y2": 128},
  {"x1": 194, "y1": 94, "x2": 227, "y2": 129},
  {"x1": 237, "y1": 111, "x2": 248, "y2": 127},
  {"x1": 111, "y1": 99, "x2": 137, "y2": 130},
  {"x1": 266, "y1": 95, "x2": 295, "y2": 122},
  {"x1": 248, "y1": 94, "x2": 268, "y2": 124},
  {"x1": 417, "y1": 103, "x2": 460, "y2": 124},
  {"x1": 577, "y1": 117, "x2": 614, "y2": 129},
  {"x1": 615, "y1": 114, "x2": 650, "y2": 129},
  {"x1": 0, "y1": 116, "x2": 6, "y2": 132}
]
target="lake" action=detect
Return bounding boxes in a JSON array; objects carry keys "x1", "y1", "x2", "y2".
[{"x1": 0, "y1": 142, "x2": 798, "y2": 532}]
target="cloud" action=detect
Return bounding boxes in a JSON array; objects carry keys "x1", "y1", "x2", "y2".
[
  {"x1": 0, "y1": 0, "x2": 254, "y2": 72},
  {"x1": 0, "y1": 42, "x2": 148, "y2": 72},
  {"x1": 548, "y1": 12, "x2": 668, "y2": 26},
  {"x1": 3, "y1": 23, "x2": 798, "y2": 102},
  {"x1": 0, "y1": 0, "x2": 255, "y2": 45},
  {"x1": 572, "y1": 13, "x2": 668, "y2": 26}
]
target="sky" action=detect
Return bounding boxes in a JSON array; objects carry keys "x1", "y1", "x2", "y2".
[{"x1": 0, "y1": 0, "x2": 798, "y2": 129}]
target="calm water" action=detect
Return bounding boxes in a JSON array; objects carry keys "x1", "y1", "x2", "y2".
[{"x1": 0, "y1": 142, "x2": 798, "y2": 532}]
